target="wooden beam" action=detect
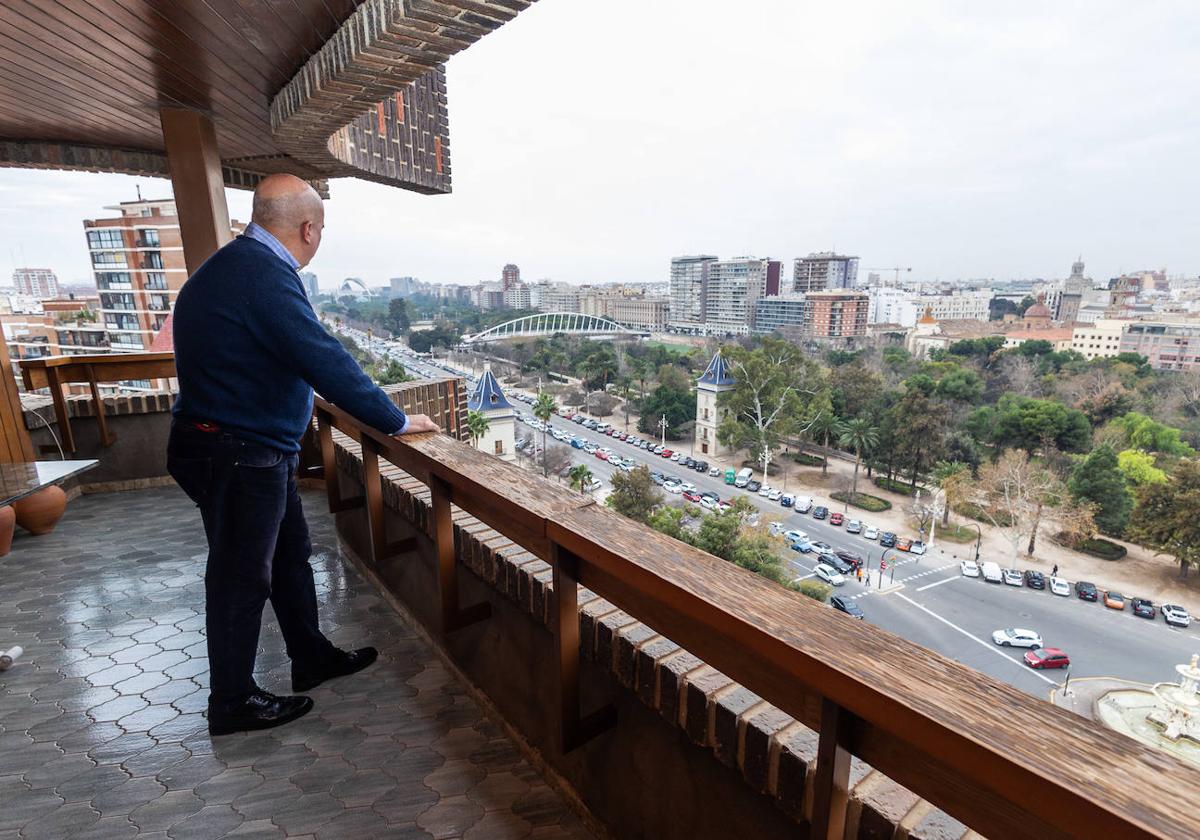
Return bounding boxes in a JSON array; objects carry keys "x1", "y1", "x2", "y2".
[
  {"x1": 160, "y1": 107, "x2": 232, "y2": 275},
  {"x1": 0, "y1": 338, "x2": 34, "y2": 463}
]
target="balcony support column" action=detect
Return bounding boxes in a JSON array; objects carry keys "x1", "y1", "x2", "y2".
[
  {"x1": 0, "y1": 338, "x2": 35, "y2": 462},
  {"x1": 159, "y1": 108, "x2": 233, "y2": 275}
]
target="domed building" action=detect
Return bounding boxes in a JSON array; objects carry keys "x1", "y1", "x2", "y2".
[{"x1": 467, "y1": 363, "x2": 516, "y2": 462}]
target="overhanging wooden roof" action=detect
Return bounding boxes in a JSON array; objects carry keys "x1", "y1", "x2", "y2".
[{"x1": 0, "y1": 0, "x2": 533, "y2": 195}]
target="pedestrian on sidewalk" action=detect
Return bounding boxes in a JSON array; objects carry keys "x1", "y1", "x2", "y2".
[{"x1": 1052, "y1": 564, "x2": 1059, "y2": 578}]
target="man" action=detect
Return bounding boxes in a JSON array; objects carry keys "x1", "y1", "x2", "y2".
[{"x1": 168, "y1": 174, "x2": 439, "y2": 736}]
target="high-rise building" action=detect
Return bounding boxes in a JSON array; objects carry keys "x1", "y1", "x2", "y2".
[
  {"x1": 389, "y1": 276, "x2": 418, "y2": 297},
  {"x1": 537, "y1": 282, "x2": 580, "y2": 313},
  {"x1": 793, "y1": 252, "x2": 859, "y2": 293},
  {"x1": 669, "y1": 255, "x2": 716, "y2": 331},
  {"x1": 12, "y1": 268, "x2": 59, "y2": 298},
  {"x1": 300, "y1": 272, "x2": 320, "y2": 298},
  {"x1": 868, "y1": 288, "x2": 993, "y2": 327},
  {"x1": 501, "y1": 263, "x2": 521, "y2": 291},
  {"x1": 84, "y1": 197, "x2": 242, "y2": 354},
  {"x1": 752, "y1": 296, "x2": 808, "y2": 335},
  {"x1": 502, "y1": 284, "x2": 531, "y2": 310},
  {"x1": 702, "y1": 257, "x2": 779, "y2": 336},
  {"x1": 804, "y1": 290, "x2": 869, "y2": 342},
  {"x1": 606, "y1": 296, "x2": 669, "y2": 330}
]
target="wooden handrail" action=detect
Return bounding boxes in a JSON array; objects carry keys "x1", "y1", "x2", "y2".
[
  {"x1": 19, "y1": 352, "x2": 177, "y2": 453},
  {"x1": 314, "y1": 394, "x2": 1200, "y2": 840}
]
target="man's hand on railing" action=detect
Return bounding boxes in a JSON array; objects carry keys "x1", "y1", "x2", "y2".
[{"x1": 397, "y1": 414, "x2": 440, "y2": 435}]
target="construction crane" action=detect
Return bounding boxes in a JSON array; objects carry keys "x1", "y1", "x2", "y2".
[{"x1": 866, "y1": 266, "x2": 912, "y2": 287}]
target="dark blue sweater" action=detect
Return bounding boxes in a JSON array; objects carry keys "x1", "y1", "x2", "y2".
[{"x1": 172, "y1": 236, "x2": 407, "y2": 452}]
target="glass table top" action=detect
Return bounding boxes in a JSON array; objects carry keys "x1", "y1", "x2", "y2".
[{"x1": 0, "y1": 460, "x2": 99, "y2": 507}]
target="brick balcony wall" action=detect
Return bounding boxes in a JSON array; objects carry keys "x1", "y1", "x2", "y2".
[{"x1": 325, "y1": 430, "x2": 971, "y2": 840}]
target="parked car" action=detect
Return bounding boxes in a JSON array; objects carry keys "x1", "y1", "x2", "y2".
[
  {"x1": 661, "y1": 449, "x2": 673, "y2": 459},
  {"x1": 694, "y1": 460, "x2": 709, "y2": 473},
  {"x1": 815, "y1": 564, "x2": 846, "y2": 586},
  {"x1": 819, "y1": 554, "x2": 854, "y2": 575},
  {"x1": 746, "y1": 480, "x2": 762, "y2": 493},
  {"x1": 780, "y1": 493, "x2": 795, "y2": 508},
  {"x1": 1050, "y1": 577, "x2": 1071, "y2": 597},
  {"x1": 791, "y1": 539, "x2": 814, "y2": 553},
  {"x1": 1131, "y1": 598, "x2": 1155, "y2": 619},
  {"x1": 768, "y1": 489, "x2": 783, "y2": 502},
  {"x1": 961, "y1": 560, "x2": 980, "y2": 578},
  {"x1": 1024, "y1": 570, "x2": 1045, "y2": 589},
  {"x1": 879, "y1": 531, "x2": 897, "y2": 547},
  {"x1": 1103, "y1": 591, "x2": 1126, "y2": 611},
  {"x1": 582, "y1": 478, "x2": 602, "y2": 492},
  {"x1": 709, "y1": 466, "x2": 722, "y2": 477},
  {"x1": 1075, "y1": 581, "x2": 1098, "y2": 601},
  {"x1": 783, "y1": 529, "x2": 808, "y2": 544},
  {"x1": 834, "y1": 550, "x2": 864, "y2": 570},
  {"x1": 1162, "y1": 604, "x2": 1192, "y2": 628},
  {"x1": 663, "y1": 481, "x2": 682, "y2": 494},
  {"x1": 863, "y1": 525, "x2": 878, "y2": 540},
  {"x1": 830, "y1": 595, "x2": 864, "y2": 619},
  {"x1": 649, "y1": 471, "x2": 665, "y2": 485},
  {"x1": 829, "y1": 512, "x2": 844, "y2": 526},
  {"x1": 895, "y1": 537, "x2": 913, "y2": 552},
  {"x1": 682, "y1": 490, "x2": 702, "y2": 503},
  {"x1": 671, "y1": 452, "x2": 683, "y2": 462},
  {"x1": 794, "y1": 497, "x2": 814, "y2": 514},
  {"x1": 810, "y1": 541, "x2": 833, "y2": 554},
  {"x1": 700, "y1": 496, "x2": 720, "y2": 511},
  {"x1": 1002, "y1": 569, "x2": 1023, "y2": 586},
  {"x1": 1024, "y1": 647, "x2": 1070, "y2": 670},
  {"x1": 992, "y1": 628, "x2": 1043, "y2": 648},
  {"x1": 981, "y1": 562, "x2": 1003, "y2": 583},
  {"x1": 757, "y1": 484, "x2": 773, "y2": 497},
  {"x1": 812, "y1": 506, "x2": 829, "y2": 520},
  {"x1": 845, "y1": 519, "x2": 862, "y2": 534},
  {"x1": 909, "y1": 541, "x2": 926, "y2": 555}
]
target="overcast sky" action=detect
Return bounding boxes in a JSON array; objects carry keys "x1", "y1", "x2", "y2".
[{"x1": 2, "y1": 1, "x2": 1198, "y2": 289}]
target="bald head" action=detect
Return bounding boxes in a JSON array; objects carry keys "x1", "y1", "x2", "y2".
[{"x1": 250, "y1": 174, "x2": 325, "y2": 267}]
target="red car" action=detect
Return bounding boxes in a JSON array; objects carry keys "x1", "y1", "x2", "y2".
[
  {"x1": 1024, "y1": 647, "x2": 1070, "y2": 670},
  {"x1": 829, "y1": 512, "x2": 844, "y2": 526},
  {"x1": 682, "y1": 491, "x2": 702, "y2": 502},
  {"x1": 661, "y1": 449, "x2": 673, "y2": 458},
  {"x1": 595, "y1": 451, "x2": 608, "y2": 460}
]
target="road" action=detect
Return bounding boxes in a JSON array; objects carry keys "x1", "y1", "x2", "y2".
[{"x1": 354, "y1": 330, "x2": 1200, "y2": 702}]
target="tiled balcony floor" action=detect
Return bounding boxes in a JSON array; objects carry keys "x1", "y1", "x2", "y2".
[{"x1": 0, "y1": 487, "x2": 592, "y2": 840}]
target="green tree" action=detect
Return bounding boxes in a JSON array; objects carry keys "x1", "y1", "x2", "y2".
[
  {"x1": 934, "y1": 367, "x2": 985, "y2": 403},
  {"x1": 371, "y1": 359, "x2": 410, "y2": 385},
  {"x1": 989, "y1": 394, "x2": 1092, "y2": 456},
  {"x1": 388, "y1": 297, "x2": 412, "y2": 334},
  {"x1": 638, "y1": 365, "x2": 693, "y2": 438},
  {"x1": 838, "y1": 417, "x2": 879, "y2": 504},
  {"x1": 1113, "y1": 412, "x2": 1195, "y2": 457},
  {"x1": 807, "y1": 408, "x2": 844, "y2": 478},
  {"x1": 792, "y1": 579, "x2": 832, "y2": 602},
  {"x1": 647, "y1": 505, "x2": 689, "y2": 541},
  {"x1": 932, "y1": 460, "x2": 970, "y2": 526},
  {"x1": 532, "y1": 391, "x2": 557, "y2": 478},
  {"x1": 890, "y1": 385, "x2": 948, "y2": 488},
  {"x1": 568, "y1": 464, "x2": 594, "y2": 493},
  {"x1": 1129, "y1": 460, "x2": 1200, "y2": 577},
  {"x1": 466, "y1": 410, "x2": 490, "y2": 450},
  {"x1": 605, "y1": 465, "x2": 663, "y2": 523},
  {"x1": 717, "y1": 339, "x2": 826, "y2": 479},
  {"x1": 1068, "y1": 444, "x2": 1131, "y2": 536},
  {"x1": 616, "y1": 374, "x2": 634, "y2": 432},
  {"x1": 1117, "y1": 449, "x2": 1168, "y2": 487}
]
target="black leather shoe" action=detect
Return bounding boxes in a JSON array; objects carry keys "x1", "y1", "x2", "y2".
[
  {"x1": 207, "y1": 689, "x2": 313, "y2": 736},
  {"x1": 292, "y1": 646, "x2": 378, "y2": 693}
]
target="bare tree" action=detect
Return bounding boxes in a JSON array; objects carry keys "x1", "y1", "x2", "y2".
[
  {"x1": 996, "y1": 353, "x2": 1040, "y2": 398},
  {"x1": 543, "y1": 444, "x2": 574, "y2": 479},
  {"x1": 968, "y1": 450, "x2": 1055, "y2": 563}
]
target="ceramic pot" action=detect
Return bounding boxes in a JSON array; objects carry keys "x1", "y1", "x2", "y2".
[
  {"x1": 0, "y1": 505, "x2": 13, "y2": 555},
  {"x1": 14, "y1": 485, "x2": 67, "y2": 536}
]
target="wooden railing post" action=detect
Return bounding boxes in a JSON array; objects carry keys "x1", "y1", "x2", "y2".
[
  {"x1": 44, "y1": 367, "x2": 75, "y2": 454},
  {"x1": 811, "y1": 697, "x2": 853, "y2": 839},
  {"x1": 359, "y1": 436, "x2": 416, "y2": 566},
  {"x1": 551, "y1": 542, "x2": 616, "y2": 753},
  {"x1": 429, "y1": 473, "x2": 491, "y2": 632},
  {"x1": 316, "y1": 408, "x2": 362, "y2": 514}
]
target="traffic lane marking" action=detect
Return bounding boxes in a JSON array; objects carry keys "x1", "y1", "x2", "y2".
[
  {"x1": 895, "y1": 593, "x2": 1060, "y2": 686},
  {"x1": 916, "y1": 576, "x2": 961, "y2": 592}
]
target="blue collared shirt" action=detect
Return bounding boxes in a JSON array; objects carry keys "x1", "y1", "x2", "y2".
[
  {"x1": 236, "y1": 222, "x2": 408, "y2": 435},
  {"x1": 243, "y1": 222, "x2": 301, "y2": 272}
]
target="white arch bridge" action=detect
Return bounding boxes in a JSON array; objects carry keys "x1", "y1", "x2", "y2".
[{"x1": 459, "y1": 312, "x2": 650, "y2": 344}]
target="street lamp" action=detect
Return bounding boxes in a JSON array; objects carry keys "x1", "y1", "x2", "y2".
[
  {"x1": 878, "y1": 547, "x2": 897, "y2": 589},
  {"x1": 658, "y1": 414, "x2": 668, "y2": 448},
  {"x1": 966, "y1": 522, "x2": 982, "y2": 562}
]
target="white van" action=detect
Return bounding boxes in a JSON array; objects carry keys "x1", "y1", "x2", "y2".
[
  {"x1": 981, "y1": 562, "x2": 1003, "y2": 583},
  {"x1": 734, "y1": 467, "x2": 754, "y2": 488},
  {"x1": 596, "y1": 422, "x2": 611, "y2": 434}
]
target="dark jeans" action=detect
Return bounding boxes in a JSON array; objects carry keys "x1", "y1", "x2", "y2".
[{"x1": 167, "y1": 421, "x2": 335, "y2": 703}]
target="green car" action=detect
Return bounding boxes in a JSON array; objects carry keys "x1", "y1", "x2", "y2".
[{"x1": 724, "y1": 468, "x2": 736, "y2": 485}]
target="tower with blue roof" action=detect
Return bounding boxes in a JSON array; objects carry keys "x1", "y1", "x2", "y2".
[
  {"x1": 694, "y1": 348, "x2": 735, "y2": 459},
  {"x1": 467, "y1": 362, "x2": 516, "y2": 462}
]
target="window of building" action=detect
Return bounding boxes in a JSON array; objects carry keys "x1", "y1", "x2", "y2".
[
  {"x1": 96, "y1": 272, "x2": 133, "y2": 290},
  {"x1": 494, "y1": 440, "x2": 504, "y2": 455},
  {"x1": 144, "y1": 273, "x2": 168, "y2": 290},
  {"x1": 91, "y1": 251, "x2": 128, "y2": 268},
  {"x1": 143, "y1": 251, "x2": 164, "y2": 269},
  {"x1": 87, "y1": 229, "x2": 124, "y2": 249},
  {"x1": 137, "y1": 229, "x2": 160, "y2": 247}
]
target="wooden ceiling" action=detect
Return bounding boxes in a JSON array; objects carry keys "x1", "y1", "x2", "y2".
[{"x1": 0, "y1": 0, "x2": 532, "y2": 191}]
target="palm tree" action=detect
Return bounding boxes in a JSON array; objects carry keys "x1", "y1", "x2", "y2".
[
  {"x1": 808, "y1": 410, "x2": 845, "y2": 477},
  {"x1": 466, "y1": 410, "x2": 490, "y2": 450},
  {"x1": 932, "y1": 460, "x2": 969, "y2": 526},
  {"x1": 838, "y1": 417, "x2": 880, "y2": 505},
  {"x1": 532, "y1": 391, "x2": 558, "y2": 477},
  {"x1": 616, "y1": 375, "x2": 634, "y2": 432},
  {"x1": 569, "y1": 464, "x2": 594, "y2": 493}
]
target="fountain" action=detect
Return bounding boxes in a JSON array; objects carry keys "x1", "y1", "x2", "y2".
[{"x1": 1096, "y1": 654, "x2": 1200, "y2": 768}]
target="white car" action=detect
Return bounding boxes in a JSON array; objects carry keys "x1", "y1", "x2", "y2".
[
  {"x1": 960, "y1": 560, "x2": 980, "y2": 578},
  {"x1": 794, "y1": 498, "x2": 813, "y2": 514},
  {"x1": 678, "y1": 482, "x2": 697, "y2": 493},
  {"x1": 757, "y1": 485, "x2": 773, "y2": 497},
  {"x1": 671, "y1": 452, "x2": 683, "y2": 462},
  {"x1": 582, "y1": 478, "x2": 602, "y2": 492},
  {"x1": 909, "y1": 541, "x2": 926, "y2": 555},
  {"x1": 663, "y1": 482, "x2": 682, "y2": 495},
  {"x1": 863, "y1": 525, "x2": 878, "y2": 540},
  {"x1": 845, "y1": 519, "x2": 862, "y2": 534},
  {"x1": 991, "y1": 628, "x2": 1043, "y2": 649},
  {"x1": 769, "y1": 521, "x2": 785, "y2": 536},
  {"x1": 1162, "y1": 604, "x2": 1192, "y2": 628},
  {"x1": 768, "y1": 489, "x2": 783, "y2": 502},
  {"x1": 1002, "y1": 569, "x2": 1024, "y2": 586},
  {"x1": 618, "y1": 460, "x2": 634, "y2": 472},
  {"x1": 783, "y1": 529, "x2": 808, "y2": 545},
  {"x1": 700, "y1": 497, "x2": 720, "y2": 511},
  {"x1": 1049, "y1": 577, "x2": 1071, "y2": 597},
  {"x1": 709, "y1": 467, "x2": 722, "y2": 477},
  {"x1": 814, "y1": 564, "x2": 846, "y2": 586}
]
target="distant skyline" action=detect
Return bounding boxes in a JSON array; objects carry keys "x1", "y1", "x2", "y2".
[{"x1": 2, "y1": 1, "x2": 1198, "y2": 289}]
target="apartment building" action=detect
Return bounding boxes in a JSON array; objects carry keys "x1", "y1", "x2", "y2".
[
  {"x1": 502, "y1": 283, "x2": 531, "y2": 310},
  {"x1": 1121, "y1": 321, "x2": 1200, "y2": 371},
  {"x1": 12, "y1": 268, "x2": 59, "y2": 298},
  {"x1": 668, "y1": 255, "x2": 716, "y2": 330},
  {"x1": 1071, "y1": 319, "x2": 1127, "y2": 360},
  {"x1": 752, "y1": 295, "x2": 807, "y2": 335},
  {"x1": 536, "y1": 282, "x2": 580, "y2": 313},
  {"x1": 85, "y1": 198, "x2": 242, "y2": 353},
  {"x1": 804, "y1": 290, "x2": 869, "y2": 341},
  {"x1": 606, "y1": 296, "x2": 669, "y2": 330},
  {"x1": 703, "y1": 258, "x2": 780, "y2": 336},
  {"x1": 793, "y1": 252, "x2": 859, "y2": 293},
  {"x1": 868, "y1": 288, "x2": 993, "y2": 327}
]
